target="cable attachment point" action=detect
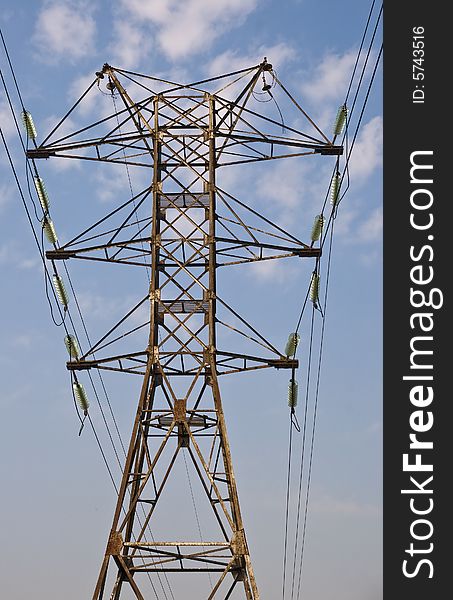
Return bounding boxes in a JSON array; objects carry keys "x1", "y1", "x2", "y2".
[
  {"x1": 261, "y1": 57, "x2": 273, "y2": 71},
  {"x1": 262, "y1": 72, "x2": 271, "y2": 92},
  {"x1": 291, "y1": 409, "x2": 301, "y2": 432},
  {"x1": 288, "y1": 377, "x2": 298, "y2": 409},
  {"x1": 78, "y1": 413, "x2": 87, "y2": 436}
]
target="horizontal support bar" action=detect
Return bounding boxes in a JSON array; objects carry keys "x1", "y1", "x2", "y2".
[
  {"x1": 160, "y1": 193, "x2": 209, "y2": 208},
  {"x1": 316, "y1": 146, "x2": 344, "y2": 155},
  {"x1": 26, "y1": 148, "x2": 55, "y2": 159},
  {"x1": 131, "y1": 568, "x2": 233, "y2": 573},
  {"x1": 124, "y1": 542, "x2": 231, "y2": 547},
  {"x1": 158, "y1": 300, "x2": 209, "y2": 314}
]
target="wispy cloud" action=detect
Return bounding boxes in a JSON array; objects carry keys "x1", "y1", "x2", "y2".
[
  {"x1": 348, "y1": 116, "x2": 382, "y2": 181},
  {"x1": 332, "y1": 202, "x2": 382, "y2": 247},
  {"x1": 0, "y1": 240, "x2": 41, "y2": 269},
  {"x1": 40, "y1": 114, "x2": 83, "y2": 171},
  {"x1": 76, "y1": 289, "x2": 137, "y2": 321},
  {"x1": 256, "y1": 157, "x2": 331, "y2": 232},
  {"x1": 33, "y1": 0, "x2": 97, "y2": 64},
  {"x1": 92, "y1": 162, "x2": 147, "y2": 204},
  {"x1": 0, "y1": 182, "x2": 15, "y2": 213},
  {"x1": 249, "y1": 257, "x2": 298, "y2": 283},
  {"x1": 204, "y1": 42, "x2": 296, "y2": 102},
  {"x1": 0, "y1": 98, "x2": 17, "y2": 140},
  {"x1": 11, "y1": 333, "x2": 35, "y2": 349},
  {"x1": 208, "y1": 43, "x2": 296, "y2": 79},
  {"x1": 297, "y1": 48, "x2": 380, "y2": 138},
  {"x1": 301, "y1": 49, "x2": 367, "y2": 104},
  {"x1": 67, "y1": 72, "x2": 102, "y2": 117},
  {"x1": 311, "y1": 492, "x2": 381, "y2": 518},
  {"x1": 356, "y1": 206, "x2": 382, "y2": 244},
  {"x1": 109, "y1": 18, "x2": 153, "y2": 70},
  {"x1": 119, "y1": 0, "x2": 257, "y2": 61}
]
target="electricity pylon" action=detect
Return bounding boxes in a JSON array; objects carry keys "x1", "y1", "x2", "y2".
[{"x1": 28, "y1": 59, "x2": 341, "y2": 599}]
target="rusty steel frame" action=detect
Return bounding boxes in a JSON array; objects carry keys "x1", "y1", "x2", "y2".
[{"x1": 30, "y1": 60, "x2": 342, "y2": 599}]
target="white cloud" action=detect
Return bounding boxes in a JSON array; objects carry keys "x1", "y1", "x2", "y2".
[
  {"x1": 40, "y1": 115, "x2": 83, "y2": 171},
  {"x1": 12, "y1": 334, "x2": 35, "y2": 349},
  {"x1": 249, "y1": 257, "x2": 297, "y2": 283},
  {"x1": 92, "y1": 156, "x2": 149, "y2": 206},
  {"x1": 332, "y1": 203, "x2": 382, "y2": 247},
  {"x1": 311, "y1": 492, "x2": 381, "y2": 517},
  {"x1": 93, "y1": 164, "x2": 134, "y2": 204},
  {"x1": 77, "y1": 289, "x2": 136, "y2": 320},
  {"x1": 0, "y1": 98, "x2": 17, "y2": 140},
  {"x1": 0, "y1": 182, "x2": 15, "y2": 213},
  {"x1": 204, "y1": 43, "x2": 296, "y2": 102},
  {"x1": 109, "y1": 19, "x2": 153, "y2": 70},
  {"x1": 332, "y1": 206, "x2": 358, "y2": 239},
  {"x1": 208, "y1": 43, "x2": 296, "y2": 79},
  {"x1": 18, "y1": 257, "x2": 41, "y2": 270},
  {"x1": 120, "y1": 0, "x2": 257, "y2": 61},
  {"x1": 301, "y1": 49, "x2": 366, "y2": 104},
  {"x1": 0, "y1": 240, "x2": 41, "y2": 269},
  {"x1": 256, "y1": 157, "x2": 332, "y2": 232},
  {"x1": 356, "y1": 206, "x2": 382, "y2": 243},
  {"x1": 348, "y1": 116, "x2": 383, "y2": 181},
  {"x1": 0, "y1": 241, "x2": 12, "y2": 264},
  {"x1": 332, "y1": 201, "x2": 382, "y2": 250},
  {"x1": 33, "y1": 1, "x2": 96, "y2": 64},
  {"x1": 67, "y1": 72, "x2": 102, "y2": 117}
]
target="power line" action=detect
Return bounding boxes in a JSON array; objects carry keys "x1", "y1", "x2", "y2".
[
  {"x1": 284, "y1": 4, "x2": 382, "y2": 596},
  {"x1": 1, "y1": 55, "x2": 173, "y2": 600},
  {"x1": 1, "y1": 25, "x2": 128, "y2": 473},
  {"x1": 281, "y1": 412, "x2": 295, "y2": 599},
  {"x1": 344, "y1": 0, "x2": 378, "y2": 106},
  {"x1": 289, "y1": 302, "x2": 317, "y2": 600},
  {"x1": 295, "y1": 220, "x2": 335, "y2": 599}
]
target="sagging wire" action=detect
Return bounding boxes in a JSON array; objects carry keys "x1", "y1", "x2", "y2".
[
  {"x1": 314, "y1": 2, "x2": 382, "y2": 240},
  {"x1": 0, "y1": 125, "x2": 94, "y2": 439},
  {"x1": 24, "y1": 122, "x2": 71, "y2": 327},
  {"x1": 110, "y1": 82, "x2": 151, "y2": 283},
  {"x1": 281, "y1": 403, "x2": 295, "y2": 600},
  {"x1": 295, "y1": 217, "x2": 336, "y2": 600},
  {"x1": 58, "y1": 282, "x2": 174, "y2": 600},
  {"x1": 1, "y1": 49, "x2": 77, "y2": 335},
  {"x1": 282, "y1": 257, "x2": 322, "y2": 600},
  {"x1": 41, "y1": 228, "x2": 66, "y2": 327},
  {"x1": 253, "y1": 66, "x2": 287, "y2": 134},
  {"x1": 0, "y1": 69, "x2": 68, "y2": 328},
  {"x1": 0, "y1": 29, "x2": 124, "y2": 458},
  {"x1": 288, "y1": 299, "x2": 316, "y2": 600},
  {"x1": 2, "y1": 44, "x2": 174, "y2": 600},
  {"x1": 288, "y1": 14, "x2": 382, "y2": 600},
  {"x1": 3, "y1": 31, "x2": 170, "y2": 600},
  {"x1": 335, "y1": 43, "x2": 382, "y2": 214},
  {"x1": 281, "y1": 330, "x2": 303, "y2": 599},
  {"x1": 283, "y1": 6, "x2": 382, "y2": 597},
  {"x1": 1, "y1": 123, "x2": 102, "y2": 446},
  {"x1": 7, "y1": 65, "x2": 130, "y2": 466}
]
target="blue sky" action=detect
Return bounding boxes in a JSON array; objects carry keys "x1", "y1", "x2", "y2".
[{"x1": 0, "y1": 1, "x2": 382, "y2": 599}]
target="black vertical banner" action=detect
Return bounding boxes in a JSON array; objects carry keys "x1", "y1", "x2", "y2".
[{"x1": 384, "y1": 3, "x2": 450, "y2": 599}]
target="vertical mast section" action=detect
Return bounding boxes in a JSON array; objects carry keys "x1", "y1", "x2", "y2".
[
  {"x1": 92, "y1": 73, "x2": 164, "y2": 600},
  {"x1": 208, "y1": 94, "x2": 259, "y2": 598},
  {"x1": 91, "y1": 71, "x2": 260, "y2": 599}
]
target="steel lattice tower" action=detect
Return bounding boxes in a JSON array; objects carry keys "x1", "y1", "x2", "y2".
[{"x1": 28, "y1": 60, "x2": 342, "y2": 599}]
